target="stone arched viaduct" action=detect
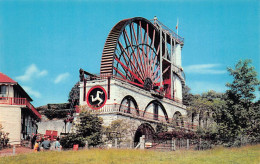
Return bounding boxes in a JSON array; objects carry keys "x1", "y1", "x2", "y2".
[{"x1": 80, "y1": 78, "x2": 187, "y2": 127}]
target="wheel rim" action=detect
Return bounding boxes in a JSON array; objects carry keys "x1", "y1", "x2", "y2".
[
  {"x1": 100, "y1": 17, "x2": 163, "y2": 89},
  {"x1": 100, "y1": 17, "x2": 186, "y2": 100}
]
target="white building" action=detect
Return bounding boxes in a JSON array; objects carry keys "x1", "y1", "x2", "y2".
[{"x1": 0, "y1": 72, "x2": 41, "y2": 145}]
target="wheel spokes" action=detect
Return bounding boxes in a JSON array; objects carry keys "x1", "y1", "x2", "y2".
[{"x1": 114, "y1": 21, "x2": 161, "y2": 88}]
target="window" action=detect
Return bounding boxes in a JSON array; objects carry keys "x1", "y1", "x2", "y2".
[{"x1": 0, "y1": 86, "x2": 7, "y2": 97}]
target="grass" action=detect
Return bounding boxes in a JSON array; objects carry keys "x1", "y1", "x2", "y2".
[{"x1": 1, "y1": 144, "x2": 259, "y2": 164}]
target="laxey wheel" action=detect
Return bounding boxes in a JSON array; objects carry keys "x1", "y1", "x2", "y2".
[{"x1": 100, "y1": 17, "x2": 183, "y2": 97}]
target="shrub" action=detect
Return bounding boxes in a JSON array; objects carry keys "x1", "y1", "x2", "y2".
[
  {"x1": 194, "y1": 140, "x2": 212, "y2": 150},
  {"x1": 0, "y1": 124, "x2": 9, "y2": 150},
  {"x1": 60, "y1": 133, "x2": 85, "y2": 149},
  {"x1": 76, "y1": 111, "x2": 103, "y2": 146},
  {"x1": 60, "y1": 110, "x2": 103, "y2": 149}
]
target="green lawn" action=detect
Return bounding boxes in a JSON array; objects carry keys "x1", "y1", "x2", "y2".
[{"x1": 1, "y1": 145, "x2": 259, "y2": 164}]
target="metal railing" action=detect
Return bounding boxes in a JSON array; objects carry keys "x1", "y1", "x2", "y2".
[
  {"x1": 0, "y1": 97, "x2": 26, "y2": 105},
  {"x1": 0, "y1": 97, "x2": 41, "y2": 119},
  {"x1": 151, "y1": 19, "x2": 184, "y2": 44},
  {"x1": 78, "y1": 103, "x2": 196, "y2": 130}
]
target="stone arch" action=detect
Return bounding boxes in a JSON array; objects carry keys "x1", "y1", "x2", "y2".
[
  {"x1": 191, "y1": 112, "x2": 196, "y2": 129},
  {"x1": 119, "y1": 95, "x2": 139, "y2": 116},
  {"x1": 203, "y1": 111, "x2": 210, "y2": 128},
  {"x1": 172, "y1": 111, "x2": 184, "y2": 127},
  {"x1": 134, "y1": 123, "x2": 155, "y2": 146},
  {"x1": 143, "y1": 100, "x2": 169, "y2": 122}
]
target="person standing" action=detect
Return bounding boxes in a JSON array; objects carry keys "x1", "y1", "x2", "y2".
[
  {"x1": 34, "y1": 141, "x2": 40, "y2": 152},
  {"x1": 31, "y1": 133, "x2": 37, "y2": 149},
  {"x1": 55, "y1": 137, "x2": 61, "y2": 151}
]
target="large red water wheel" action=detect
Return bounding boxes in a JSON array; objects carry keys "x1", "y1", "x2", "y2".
[{"x1": 100, "y1": 17, "x2": 170, "y2": 92}]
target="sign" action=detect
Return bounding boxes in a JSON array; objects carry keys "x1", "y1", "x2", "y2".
[
  {"x1": 73, "y1": 144, "x2": 78, "y2": 151},
  {"x1": 86, "y1": 86, "x2": 107, "y2": 109},
  {"x1": 145, "y1": 142, "x2": 153, "y2": 148}
]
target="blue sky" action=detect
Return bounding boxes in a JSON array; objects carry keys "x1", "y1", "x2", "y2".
[{"x1": 0, "y1": 0, "x2": 259, "y2": 107}]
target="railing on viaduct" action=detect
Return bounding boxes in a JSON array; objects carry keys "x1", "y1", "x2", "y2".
[{"x1": 76, "y1": 103, "x2": 196, "y2": 130}]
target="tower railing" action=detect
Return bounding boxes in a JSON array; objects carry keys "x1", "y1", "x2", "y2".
[{"x1": 151, "y1": 19, "x2": 184, "y2": 44}]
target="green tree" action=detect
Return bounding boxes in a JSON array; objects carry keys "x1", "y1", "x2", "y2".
[
  {"x1": 60, "y1": 111, "x2": 103, "y2": 148},
  {"x1": 187, "y1": 94, "x2": 214, "y2": 129},
  {"x1": 222, "y1": 59, "x2": 259, "y2": 146},
  {"x1": 250, "y1": 100, "x2": 260, "y2": 143},
  {"x1": 77, "y1": 111, "x2": 103, "y2": 146},
  {"x1": 103, "y1": 119, "x2": 136, "y2": 144},
  {"x1": 68, "y1": 82, "x2": 80, "y2": 108},
  {"x1": 182, "y1": 85, "x2": 193, "y2": 106},
  {"x1": 187, "y1": 90, "x2": 227, "y2": 144},
  {"x1": 201, "y1": 90, "x2": 224, "y2": 101}
]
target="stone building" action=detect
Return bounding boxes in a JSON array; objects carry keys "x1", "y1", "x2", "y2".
[
  {"x1": 0, "y1": 72, "x2": 41, "y2": 144},
  {"x1": 77, "y1": 17, "x2": 191, "y2": 146}
]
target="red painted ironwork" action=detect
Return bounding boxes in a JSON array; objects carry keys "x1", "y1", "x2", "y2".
[
  {"x1": 123, "y1": 29, "x2": 144, "y2": 79},
  {"x1": 114, "y1": 57, "x2": 144, "y2": 85},
  {"x1": 113, "y1": 67, "x2": 126, "y2": 79},
  {"x1": 131, "y1": 23, "x2": 146, "y2": 79},
  {"x1": 118, "y1": 40, "x2": 142, "y2": 80},
  {"x1": 0, "y1": 97, "x2": 41, "y2": 119},
  {"x1": 100, "y1": 18, "x2": 162, "y2": 89},
  {"x1": 99, "y1": 17, "x2": 186, "y2": 102}
]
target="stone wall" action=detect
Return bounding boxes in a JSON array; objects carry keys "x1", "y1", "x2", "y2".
[
  {"x1": 0, "y1": 105, "x2": 21, "y2": 145},
  {"x1": 80, "y1": 78, "x2": 187, "y2": 122},
  {"x1": 37, "y1": 119, "x2": 72, "y2": 136}
]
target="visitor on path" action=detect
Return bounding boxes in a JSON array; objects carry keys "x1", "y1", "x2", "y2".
[
  {"x1": 34, "y1": 141, "x2": 40, "y2": 152},
  {"x1": 41, "y1": 138, "x2": 51, "y2": 151},
  {"x1": 31, "y1": 133, "x2": 37, "y2": 149},
  {"x1": 55, "y1": 137, "x2": 61, "y2": 151}
]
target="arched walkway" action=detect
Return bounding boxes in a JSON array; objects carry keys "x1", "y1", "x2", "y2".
[
  {"x1": 143, "y1": 100, "x2": 169, "y2": 122},
  {"x1": 134, "y1": 123, "x2": 155, "y2": 146},
  {"x1": 119, "y1": 95, "x2": 139, "y2": 116},
  {"x1": 172, "y1": 111, "x2": 184, "y2": 127}
]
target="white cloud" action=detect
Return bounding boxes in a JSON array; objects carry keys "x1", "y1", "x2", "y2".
[
  {"x1": 54, "y1": 73, "x2": 70, "y2": 84},
  {"x1": 22, "y1": 86, "x2": 41, "y2": 98},
  {"x1": 188, "y1": 81, "x2": 227, "y2": 94},
  {"x1": 16, "y1": 64, "x2": 48, "y2": 82},
  {"x1": 184, "y1": 64, "x2": 226, "y2": 74}
]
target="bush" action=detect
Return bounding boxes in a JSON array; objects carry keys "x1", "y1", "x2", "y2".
[
  {"x1": 60, "y1": 110, "x2": 103, "y2": 149},
  {"x1": 60, "y1": 133, "x2": 85, "y2": 149},
  {"x1": 77, "y1": 111, "x2": 103, "y2": 146},
  {"x1": 156, "y1": 123, "x2": 168, "y2": 134},
  {"x1": 0, "y1": 124, "x2": 9, "y2": 150},
  {"x1": 194, "y1": 140, "x2": 212, "y2": 150},
  {"x1": 44, "y1": 109, "x2": 69, "y2": 120}
]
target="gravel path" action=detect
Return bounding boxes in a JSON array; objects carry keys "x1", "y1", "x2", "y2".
[{"x1": 0, "y1": 146, "x2": 34, "y2": 157}]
